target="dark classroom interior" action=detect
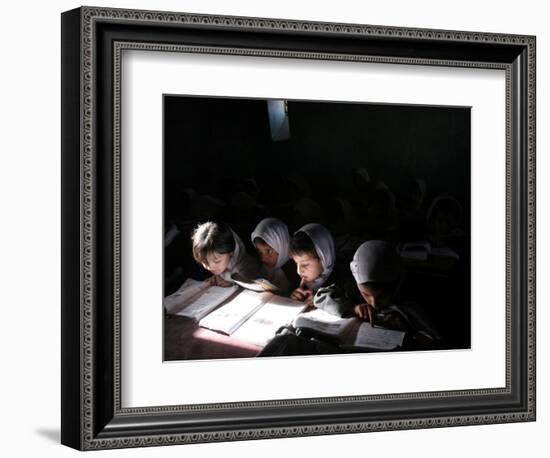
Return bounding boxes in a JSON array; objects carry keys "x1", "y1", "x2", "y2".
[{"x1": 163, "y1": 95, "x2": 471, "y2": 351}]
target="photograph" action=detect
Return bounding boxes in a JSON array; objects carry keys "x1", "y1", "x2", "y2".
[
  {"x1": 162, "y1": 95, "x2": 471, "y2": 361},
  {"x1": 58, "y1": 3, "x2": 537, "y2": 451}
]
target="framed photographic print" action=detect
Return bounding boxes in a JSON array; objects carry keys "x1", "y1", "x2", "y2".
[{"x1": 61, "y1": 6, "x2": 536, "y2": 450}]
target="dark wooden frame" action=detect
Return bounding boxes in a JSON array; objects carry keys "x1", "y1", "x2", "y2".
[{"x1": 61, "y1": 6, "x2": 536, "y2": 450}]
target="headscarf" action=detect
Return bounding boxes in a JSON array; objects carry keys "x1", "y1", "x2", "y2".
[
  {"x1": 296, "y1": 223, "x2": 335, "y2": 292},
  {"x1": 350, "y1": 241, "x2": 401, "y2": 285},
  {"x1": 371, "y1": 180, "x2": 396, "y2": 212},
  {"x1": 426, "y1": 194, "x2": 462, "y2": 226},
  {"x1": 251, "y1": 218, "x2": 290, "y2": 270}
]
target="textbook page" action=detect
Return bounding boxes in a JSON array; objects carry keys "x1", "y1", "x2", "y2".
[
  {"x1": 199, "y1": 290, "x2": 270, "y2": 335},
  {"x1": 163, "y1": 278, "x2": 209, "y2": 314},
  {"x1": 175, "y1": 283, "x2": 240, "y2": 321},
  {"x1": 292, "y1": 309, "x2": 356, "y2": 338},
  {"x1": 351, "y1": 323, "x2": 405, "y2": 350},
  {"x1": 232, "y1": 295, "x2": 306, "y2": 346}
]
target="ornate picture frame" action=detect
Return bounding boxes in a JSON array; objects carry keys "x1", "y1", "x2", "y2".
[{"x1": 61, "y1": 6, "x2": 535, "y2": 450}]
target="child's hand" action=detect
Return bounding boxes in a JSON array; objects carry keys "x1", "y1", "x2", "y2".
[
  {"x1": 290, "y1": 288, "x2": 308, "y2": 301},
  {"x1": 353, "y1": 303, "x2": 376, "y2": 326},
  {"x1": 304, "y1": 292, "x2": 314, "y2": 306},
  {"x1": 290, "y1": 279, "x2": 314, "y2": 303}
]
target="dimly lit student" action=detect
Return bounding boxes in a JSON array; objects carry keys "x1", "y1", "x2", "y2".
[
  {"x1": 191, "y1": 221, "x2": 260, "y2": 287},
  {"x1": 427, "y1": 194, "x2": 464, "y2": 248},
  {"x1": 349, "y1": 240, "x2": 439, "y2": 346},
  {"x1": 396, "y1": 177, "x2": 428, "y2": 242},
  {"x1": 325, "y1": 197, "x2": 358, "y2": 251},
  {"x1": 251, "y1": 218, "x2": 292, "y2": 293},
  {"x1": 349, "y1": 240, "x2": 402, "y2": 324},
  {"x1": 365, "y1": 180, "x2": 397, "y2": 239},
  {"x1": 289, "y1": 223, "x2": 335, "y2": 305}
]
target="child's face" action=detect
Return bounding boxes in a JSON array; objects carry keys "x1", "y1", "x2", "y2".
[
  {"x1": 202, "y1": 251, "x2": 232, "y2": 276},
  {"x1": 254, "y1": 240, "x2": 278, "y2": 268},
  {"x1": 291, "y1": 252, "x2": 323, "y2": 283},
  {"x1": 358, "y1": 284, "x2": 392, "y2": 310}
]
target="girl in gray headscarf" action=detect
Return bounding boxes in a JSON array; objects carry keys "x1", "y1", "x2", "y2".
[
  {"x1": 349, "y1": 240, "x2": 402, "y2": 325},
  {"x1": 349, "y1": 241, "x2": 439, "y2": 345},
  {"x1": 251, "y1": 218, "x2": 292, "y2": 293},
  {"x1": 288, "y1": 223, "x2": 336, "y2": 304},
  {"x1": 191, "y1": 221, "x2": 260, "y2": 287}
]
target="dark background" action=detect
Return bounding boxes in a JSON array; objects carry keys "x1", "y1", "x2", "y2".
[{"x1": 163, "y1": 95, "x2": 471, "y2": 349}]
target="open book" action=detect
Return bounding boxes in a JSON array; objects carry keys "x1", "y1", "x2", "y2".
[
  {"x1": 164, "y1": 278, "x2": 306, "y2": 346},
  {"x1": 343, "y1": 322, "x2": 405, "y2": 351},
  {"x1": 200, "y1": 290, "x2": 306, "y2": 346},
  {"x1": 292, "y1": 309, "x2": 356, "y2": 341},
  {"x1": 292, "y1": 309, "x2": 405, "y2": 351},
  {"x1": 231, "y1": 295, "x2": 307, "y2": 346},
  {"x1": 163, "y1": 278, "x2": 240, "y2": 321}
]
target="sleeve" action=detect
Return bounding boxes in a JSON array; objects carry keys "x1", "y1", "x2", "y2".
[
  {"x1": 395, "y1": 303, "x2": 441, "y2": 341},
  {"x1": 313, "y1": 283, "x2": 353, "y2": 317}
]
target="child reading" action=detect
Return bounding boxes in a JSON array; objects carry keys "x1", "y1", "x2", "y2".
[
  {"x1": 191, "y1": 221, "x2": 259, "y2": 287},
  {"x1": 349, "y1": 240, "x2": 402, "y2": 325},
  {"x1": 349, "y1": 240, "x2": 439, "y2": 347},
  {"x1": 289, "y1": 223, "x2": 335, "y2": 305},
  {"x1": 251, "y1": 217, "x2": 292, "y2": 293}
]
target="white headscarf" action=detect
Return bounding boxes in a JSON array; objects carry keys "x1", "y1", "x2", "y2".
[
  {"x1": 251, "y1": 218, "x2": 290, "y2": 270},
  {"x1": 350, "y1": 240, "x2": 401, "y2": 285},
  {"x1": 296, "y1": 223, "x2": 335, "y2": 292}
]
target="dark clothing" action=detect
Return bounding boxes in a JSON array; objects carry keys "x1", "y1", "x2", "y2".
[
  {"x1": 310, "y1": 267, "x2": 358, "y2": 317},
  {"x1": 314, "y1": 278, "x2": 358, "y2": 318},
  {"x1": 258, "y1": 330, "x2": 341, "y2": 357},
  {"x1": 313, "y1": 277, "x2": 441, "y2": 351}
]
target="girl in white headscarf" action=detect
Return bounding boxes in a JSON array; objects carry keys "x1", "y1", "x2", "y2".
[
  {"x1": 288, "y1": 223, "x2": 336, "y2": 304},
  {"x1": 251, "y1": 218, "x2": 292, "y2": 293},
  {"x1": 191, "y1": 221, "x2": 260, "y2": 286}
]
